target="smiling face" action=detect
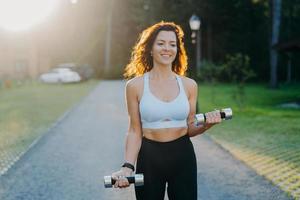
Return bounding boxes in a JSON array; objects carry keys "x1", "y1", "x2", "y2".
[{"x1": 151, "y1": 31, "x2": 177, "y2": 68}]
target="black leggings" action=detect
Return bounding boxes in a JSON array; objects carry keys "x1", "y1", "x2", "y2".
[{"x1": 135, "y1": 134, "x2": 197, "y2": 200}]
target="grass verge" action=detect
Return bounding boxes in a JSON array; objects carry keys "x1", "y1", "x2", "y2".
[
  {"x1": 198, "y1": 83, "x2": 300, "y2": 199},
  {"x1": 0, "y1": 80, "x2": 99, "y2": 173}
]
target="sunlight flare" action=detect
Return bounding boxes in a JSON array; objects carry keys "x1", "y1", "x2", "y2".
[{"x1": 0, "y1": 0, "x2": 59, "y2": 31}]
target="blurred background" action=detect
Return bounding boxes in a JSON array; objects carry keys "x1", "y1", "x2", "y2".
[{"x1": 0, "y1": 0, "x2": 299, "y2": 83}]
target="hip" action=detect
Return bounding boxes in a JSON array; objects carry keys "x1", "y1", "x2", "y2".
[
  {"x1": 137, "y1": 134, "x2": 196, "y2": 173},
  {"x1": 139, "y1": 134, "x2": 195, "y2": 160}
]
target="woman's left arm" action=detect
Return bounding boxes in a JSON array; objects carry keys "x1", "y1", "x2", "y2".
[{"x1": 186, "y1": 79, "x2": 222, "y2": 137}]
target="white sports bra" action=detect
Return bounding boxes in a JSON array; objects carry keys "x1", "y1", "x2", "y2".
[{"x1": 139, "y1": 72, "x2": 190, "y2": 129}]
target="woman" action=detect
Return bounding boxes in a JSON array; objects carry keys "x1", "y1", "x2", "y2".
[{"x1": 112, "y1": 21, "x2": 222, "y2": 200}]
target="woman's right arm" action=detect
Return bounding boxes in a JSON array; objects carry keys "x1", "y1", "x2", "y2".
[
  {"x1": 124, "y1": 80, "x2": 143, "y2": 166},
  {"x1": 112, "y1": 79, "x2": 143, "y2": 188}
]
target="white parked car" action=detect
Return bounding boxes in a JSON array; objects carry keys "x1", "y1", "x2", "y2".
[{"x1": 39, "y1": 68, "x2": 81, "y2": 83}]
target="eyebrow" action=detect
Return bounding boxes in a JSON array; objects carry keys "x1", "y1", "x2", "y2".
[{"x1": 157, "y1": 39, "x2": 176, "y2": 43}]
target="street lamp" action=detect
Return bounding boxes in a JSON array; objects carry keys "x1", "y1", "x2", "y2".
[{"x1": 189, "y1": 14, "x2": 201, "y2": 75}]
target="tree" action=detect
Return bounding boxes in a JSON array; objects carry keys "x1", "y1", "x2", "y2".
[{"x1": 269, "y1": 0, "x2": 282, "y2": 88}]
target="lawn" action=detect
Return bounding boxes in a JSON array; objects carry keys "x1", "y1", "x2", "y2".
[
  {"x1": 198, "y1": 82, "x2": 300, "y2": 198},
  {"x1": 0, "y1": 80, "x2": 99, "y2": 172}
]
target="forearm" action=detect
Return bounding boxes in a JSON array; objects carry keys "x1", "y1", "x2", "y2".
[
  {"x1": 187, "y1": 123, "x2": 214, "y2": 137},
  {"x1": 124, "y1": 132, "x2": 142, "y2": 165}
]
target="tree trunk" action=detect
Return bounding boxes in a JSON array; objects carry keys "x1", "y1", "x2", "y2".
[
  {"x1": 207, "y1": 22, "x2": 212, "y2": 61},
  {"x1": 286, "y1": 53, "x2": 292, "y2": 83},
  {"x1": 269, "y1": 0, "x2": 282, "y2": 88}
]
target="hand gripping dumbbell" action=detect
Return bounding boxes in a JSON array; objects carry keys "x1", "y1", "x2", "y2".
[
  {"x1": 104, "y1": 174, "x2": 144, "y2": 188},
  {"x1": 194, "y1": 108, "x2": 233, "y2": 126}
]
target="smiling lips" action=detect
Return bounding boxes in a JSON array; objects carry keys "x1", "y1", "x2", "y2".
[{"x1": 160, "y1": 54, "x2": 172, "y2": 58}]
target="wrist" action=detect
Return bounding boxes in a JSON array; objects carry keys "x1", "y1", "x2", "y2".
[
  {"x1": 122, "y1": 162, "x2": 135, "y2": 172},
  {"x1": 121, "y1": 167, "x2": 133, "y2": 173},
  {"x1": 203, "y1": 123, "x2": 212, "y2": 130}
]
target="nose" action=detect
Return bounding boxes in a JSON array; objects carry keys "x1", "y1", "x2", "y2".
[{"x1": 162, "y1": 44, "x2": 171, "y2": 51}]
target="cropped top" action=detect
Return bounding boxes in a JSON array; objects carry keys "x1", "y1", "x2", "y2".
[{"x1": 139, "y1": 72, "x2": 190, "y2": 129}]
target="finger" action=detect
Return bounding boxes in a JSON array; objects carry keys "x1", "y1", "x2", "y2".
[
  {"x1": 117, "y1": 178, "x2": 125, "y2": 188},
  {"x1": 208, "y1": 116, "x2": 217, "y2": 124},
  {"x1": 208, "y1": 115, "x2": 214, "y2": 123},
  {"x1": 118, "y1": 181, "x2": 124, "y2": 188},
  {"x1": 120, "y1": 179, "x2": 126, "y2": 185},
  {"x1": 211, "y1": 116, "x2": 216, "y2": 121},
  {"x1": 124, "y1": 179, "x2": 130, "y2": 186},
  {"x1": 119, "y1": 180, "x2": 128, "y2": 188},
  {"x1": 210, "y1": 111, "x2": 217, "y2": 119},
  {"x1": 206, "y1": 116, "x2": 212, "y2": 123},
  {"x1": 123, "y1": 180, "x2": 130, "y2": 187},
  {"x1": 205, "y1": 113, "x2": 211, "y2": 120},
  {"x1": 216, "y1": 113, "x2": 222, "y2": 121},
  {"x1": 213, "y1": 111, "x2": 219, "y2": 118},
  {"x1": 123, "y1": 177, "x2": 130, "y2": 184},
  {"x1": 119, "y1": 181, "x2": 125, "y2": 188},
  {"x1": 205, "y1": 117, "x2": 211, "y2": 123},
  {"x1": 112, "y1": 175, "x2": 117, "y2": 181},
  {"x1": 114, "y1": 180, "x2": 119, "y2": 188},
  {"x1": 214, "y1": 118, "x2": 221, "y2": 123},
  {"x1": 117, "y1": 177, "x2": 124, "y2": 185}
]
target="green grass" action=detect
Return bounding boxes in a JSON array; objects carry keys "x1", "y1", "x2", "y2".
[
  {"x1": 198, "y1": 82, "x2": 300, "y2": 198},
  {"x1": 198, "y1": 83, "x2": 300, "y2": 147},
  {"x1": 0, "y1": 80, "x2": 99, "y2": 153}
]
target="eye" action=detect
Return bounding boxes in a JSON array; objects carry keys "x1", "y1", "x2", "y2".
[
  {"x1": 171, "y1": 44, "x2": 176, "y2": 47},
  {"x1": 157, "y1": 42, "x2": 164, "y2": 46}
]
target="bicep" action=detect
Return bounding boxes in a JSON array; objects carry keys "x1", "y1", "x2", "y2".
[
  {"x1": 125, "y1": 82, "x2": 142, "y2": 136},
  {"x1": 187, "y1": 81, "x2": 198, "y2": 124}
]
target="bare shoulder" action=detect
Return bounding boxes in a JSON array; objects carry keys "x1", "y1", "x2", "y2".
[
  {"x1": 125, "y1": 76, "x2": 144, "y2": 99},
  {"x1": 179, "y1": 75, "x2": 198, "y2": 91}
]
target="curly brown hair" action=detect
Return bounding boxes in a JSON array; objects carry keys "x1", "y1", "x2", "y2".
[{"x1": 123, "y1": 21, "x2": 188, "y2": 79}]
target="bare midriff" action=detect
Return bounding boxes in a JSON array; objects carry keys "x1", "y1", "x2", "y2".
[{"x1": 142, "y1": 127, "x2": 188, "y2": 142}]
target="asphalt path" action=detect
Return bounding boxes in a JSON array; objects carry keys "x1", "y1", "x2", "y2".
[{"x1": 0, "y1": 80, "x2": 293, "y2": 200}]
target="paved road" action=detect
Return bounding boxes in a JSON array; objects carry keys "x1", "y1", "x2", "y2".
[{"x1": 0, "y1": 80, "x2": 293, "y2": 200}]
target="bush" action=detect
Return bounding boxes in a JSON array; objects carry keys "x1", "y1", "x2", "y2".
[
  {"x1": 220, "y1": 53, "x2": 256, "y2": 83},
  {"x1": 221, "y1": 53, "x2": 256, "y2": 109},
  {"x1": 197, "y1": 60, "x2": 222, "y2": 83},
  {"x1": 197, "y1": 60, "x2": 222, "y2": 104}
]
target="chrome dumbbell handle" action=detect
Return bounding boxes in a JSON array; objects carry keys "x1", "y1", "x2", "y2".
[
  {"x1": 194, "y1": 108, "x2": 233, "y2": 126},
  {"x1": 104, "y1": 174, "x2": 144, "y2": 188}
]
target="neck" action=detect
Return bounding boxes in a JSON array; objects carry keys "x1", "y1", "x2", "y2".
[{"x1": 150, "y1": 65, "x2": 175, "y2": 80}]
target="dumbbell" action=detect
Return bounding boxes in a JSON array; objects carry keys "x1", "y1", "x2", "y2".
[
  {"x1": 194, "y1": 108, "x2": 233, "y2": 126},
  {"x1": 104, "y1": 174, "x2": 144, "y2": 188}
]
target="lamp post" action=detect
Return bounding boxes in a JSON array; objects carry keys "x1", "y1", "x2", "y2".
[{"x1": 189, "y1": 15, "x2": 201, "y2": 75}]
